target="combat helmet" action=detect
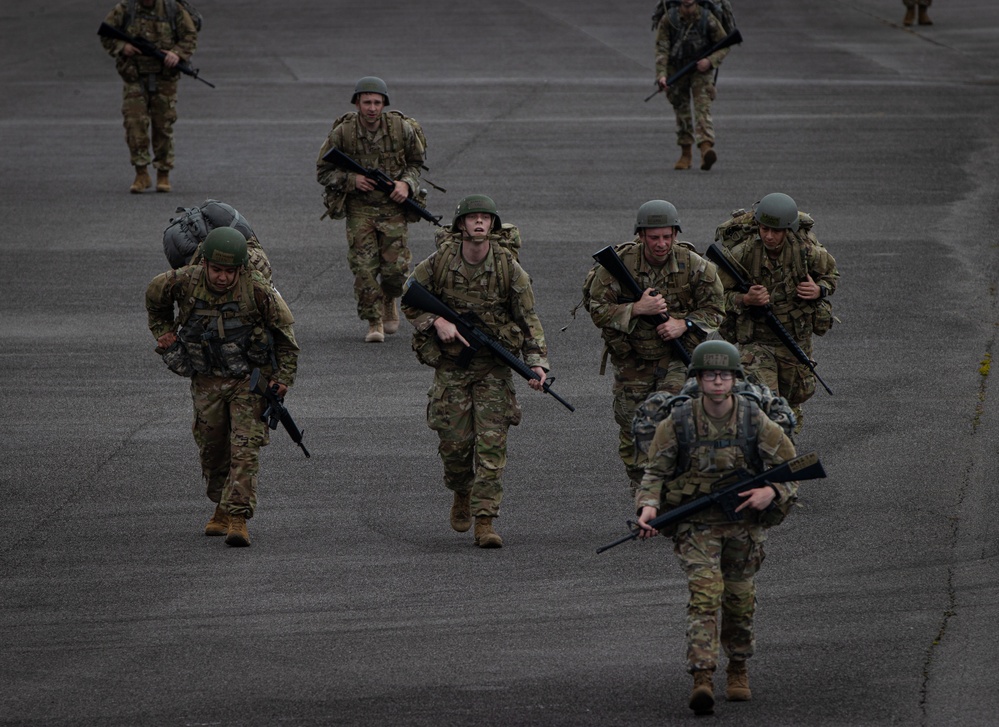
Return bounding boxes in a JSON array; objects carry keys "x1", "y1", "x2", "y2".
[
  {"x1": 201, "y1": 227, "x2": 248, "y2": 267},
  {"x1": 634, "y1": 200, "x2": 682, "y2": 234},
  {"x1": 453, "y1": 194, "x2": 501, "y2": 231},
  {"x1": 687, "y1": 340, "x2": 745, "y2": 378},
  {"x1": 754, "y1": 193, "x2": 800, "y2": 232},
  {"x1": 351, "y1": 76, "x2": 389, "y2": 105}
]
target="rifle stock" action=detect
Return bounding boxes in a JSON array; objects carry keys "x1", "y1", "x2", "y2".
[
  {"x1": 644, "y1": 29, "x2": 743, "y2": 102},
  {"x1": 592, "y1": 246, "x2": 691, "y2": 366},
  {"x1": 401, "y1": 280, "x2": 575, "y2": 412},
  {"x1": 97, "y1": 22, "x2": 215, "y2": 88},
  {"x1": 596, "y1": 451, "x2": 825, "y2": 553},
  {"x1": 706, "y1": 243, "x2": 832, "y2": 395},
  {"x1": 249, "y1": 369, "x2": 310, "y2": 458}
]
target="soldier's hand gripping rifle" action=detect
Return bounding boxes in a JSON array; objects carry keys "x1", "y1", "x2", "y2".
[
  {"x1": 644, "y1": 28, "x2": 743, "y2": 102},
  {"x1": 592, "y1": 246, "x2": 692, "y2": 366},
  {"x1": 597, "y1": 451, "x2": 825, "y2": 553},
  {"x1": 249, "y1": 369, "x2": 310, "y2": 458},
  {"x1": 401, "y1": 280, "x2": 575, "y2": 412},
  {"x1": 706, "y1": 243, "x2": 833, "y2": 395},
  {"x1": 97, "y1": 22, "x2": 215, "y2": 88},
  {"x1": 320, "y1": 147, "x2": 443, "y2": 227}
]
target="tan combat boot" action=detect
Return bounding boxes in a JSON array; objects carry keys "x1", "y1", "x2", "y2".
[
  {"x1": 450, "y1": 491, "x2": 472, "y2": 532},
  {"x1": 382, "y1": 298, "x2": 400, "y2": 334},
  {"x1": 364, "y1": 321, "x2": 385, "y2": 343},
  {"x1": 674, "y1": 144, "x2": 693, "y2": 170},
  {"x1": 473, "y1": 516, "x2": 503, "y2": 548},
  {"x1": 689, "y1": 669, "x2": 715, "y2": 715},
  {"x1": 156, "y1": 170, "x2": 171, "y2": 193},
  {"x1": 204, "y1": 504, "x2": 230, "y2": 536},
  {"x1": 902, "y1": 6, "x2": 915, "y2": 25},
  {"x1": 225, "y1": 514, "x2": 251, "y2": 547},
  {"x1": 699, "y1": 141, "x2": 717, "y2": 171},
  {"x1": 726, "y1": 660, "x2": 751, "y2": 701},
  {"x1": 918, "y1": 6, "x2": 932, "y2": 25},
  {"x1": 130, "y1": 165, "x2": 151, "y2": 194}
]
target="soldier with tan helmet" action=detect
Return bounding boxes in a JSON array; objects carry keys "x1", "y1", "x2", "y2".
[
  {"x1": 635, "y1": 340, "x2": 797, "y2": 716},
  {"x1": 145, "y1": 227, "x2": 300, "y2": 547}
]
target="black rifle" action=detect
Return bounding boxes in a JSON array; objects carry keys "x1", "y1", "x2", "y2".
[
  {"x1": 597, "y1": 451, "x2": 825, "y2": 554},
  {"x1": 644, "y1": 29, "x2": 743, "y2": 102},
  {"x1": 592, "y1": 245, "x2": 692, "y2": 366},
  {"x1": 401, "y1": 280, "x2": 575, "y2": 412},
  {"x1": 320, "y1": 146, "x2": 442, "y2": 227},
  {"x1": 249, "y1": 368, "x2": 310, "y2": 458},
  {"x1": 98, "y1": 22, "x2": 215, "y2": 88},
  {"x1": 706, "y1": 243, "x2": 833, "y2": 395}
]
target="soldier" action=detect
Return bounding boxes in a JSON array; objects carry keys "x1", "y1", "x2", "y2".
[
  {"x1": 100, "y1": 0, "x2": 198, "y2": 193},
  {"x1": 903, "y1": 0, "x2": 932, "y2": 26},
  {"x1": 402, "y1": 195, "x2": 549, "y2": 549},
  {"x1": 316, "y1": 76, "x2": 426, "y2": 343},
  {"x1": 145, "y1": 227, "x2": 300, "y2": 547},
  {"x1": 584, "y1": 200, "x2": 724, "y2": 495},
  {"x1": 635, "y1": 340, "x2": 797, "y2": 716},
  {"x1": 654, "y1": 0, "x2": 731, "y2": 171},
  {"x1": 715, "y1": 193, "x2": 839, "y2": 431}
]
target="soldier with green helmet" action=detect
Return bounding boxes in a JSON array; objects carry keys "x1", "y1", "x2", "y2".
[
  {"x1": 145, "y1": 227, "x2": 300, "y2": 547},
  {"x1": 316, "y1": 76, "x2": 426, "y2": 343},
  {"x1": 715, "y1": 192, "x2": 840, "y2": 431},
  {"x1": 402, "y1": 195, "x2": 549, "y2": 549},
  {"x1": 584, "y1": 200, "x2": 724, "y2": 495},
  {"x1": 634, "y1": 340, "x2": 797, "y2": 716}
]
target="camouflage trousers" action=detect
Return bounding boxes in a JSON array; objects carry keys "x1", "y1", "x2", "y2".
[
  {"x1": 903, "y1": 0, "x2": 930, "y2": 7},
  {"x1": 740, "y1": 339, "x2": 816, "y2": 429},
  {"x1": 666, "y1": 70, "x2": 716, "y2": 147},
  {"x1": 427, "y1": 361, "x2": 523, "y2": 518},
  {"x1": 344, "y1": 200, "x2": 412, "y2": 323},
  {"x1": 611, "y1": 353, "x2": 687, "y2": 491},
  {"x1": 191, "y1": 374, "x2": 270, "y2": 518},
  {"x1": 121, "y1": 75, "x2": 178, "y2": 170},
  {"x1": 673, "y1": 522, "x2": 767, "y2": 672}
]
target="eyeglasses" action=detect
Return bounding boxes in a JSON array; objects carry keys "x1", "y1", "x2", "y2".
[{"x1": 700, "y1": 371, "x2": 735, "y2": 382}]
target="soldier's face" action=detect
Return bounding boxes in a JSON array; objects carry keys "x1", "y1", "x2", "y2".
[
  {"x1": 640, "y1": 227, "x2": 676, "y2": 266},
  {"x1": 205, "y1": 262, "x2": 240, "y2": 292},
  {"x1": 698, "y1": 370, "x2": 734, "y2": 400},
  {"x1": 760, "y1": 225, "x2": 787, "y2": 252},
  {"x1": 355, "y1": 93, "x2": 385, "y2": 128},
  {"x1": 460, "y1": 213, "x2": 493, "y2": 241}
]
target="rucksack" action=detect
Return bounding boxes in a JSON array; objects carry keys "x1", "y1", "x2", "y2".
[
  {"x1": 163, "y1": 200, "x2": 255, "y2": 269},
  {"x1": 427, "y1": 226, "x2": 522, "y2": 300},
  {"x1": 124, "y1": 0, "x2": 203, "y2": 33},
  {"x1": 714, "y1": 207, "x2": 821, "y2": 251},
  {"x1": 651, "y1": 0, "x2": 737, "y2": 35}
]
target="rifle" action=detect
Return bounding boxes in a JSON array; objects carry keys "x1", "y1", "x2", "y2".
[
  {"x1": 596, "y1": 451, "x2": 825, "y2": 554},
  {"x1": 98, "y1": 22, "x2": 215, "y2": 88},
  {"x1": 320, "y1": 147, "x2": 443, "y2": 227},
  {"x1": 644, "y1": 28, "x2": 743, "y2": 102},
  {"x1": 706, "y1": 243, "x2": 833, "y2": 395},
  {"x1": 592, "y1": 246, "x2": 692, "y2": 366},
  {"x1": 248, "y1": 368, "x2": 310, "y2": 458},
  {"x1": 401, "y1": 280, "x2": 575, "y2": 412}
]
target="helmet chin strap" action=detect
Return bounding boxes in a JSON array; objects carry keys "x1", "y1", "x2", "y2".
[{"x1": 703, "y1": 391, "x2": 731, "y2": 403}]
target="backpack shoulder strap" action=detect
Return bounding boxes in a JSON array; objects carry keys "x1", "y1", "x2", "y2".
[{"x1": 673, "y1": 398, "x2": 696, "y2": 474}]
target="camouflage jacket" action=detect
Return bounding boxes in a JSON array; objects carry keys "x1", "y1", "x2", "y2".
[
  {"x1": 586, "y1": 240, "x2": 724, "y2": 362},
  {"x1": 101, "y1": 0, "x2": 197, "y2": 78},
  {"x1": 655, "y1": 6, "x2": 728, "y2": 76},
  {"x1": 637, "y1": 396, "x2": 797, "y2": 523}
]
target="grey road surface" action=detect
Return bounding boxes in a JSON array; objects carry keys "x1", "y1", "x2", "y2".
[{"x1": 2, "y1": 0, "x2": 998, "y2": 725}]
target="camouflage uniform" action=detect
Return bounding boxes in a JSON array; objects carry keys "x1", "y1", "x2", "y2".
[
  {"x1": 403, "y1": 241, "x2": 549, "y2": 518},
  {"x1": 146, "y1": 264, "x2": 299, "y2": 518},
  {"x1": 655, "y1": 5, "x2": 729, "y2": 148},
  {"x1": 903, "y1": 0, "x2": 931, "y2": 8},
  {"x1": 100, "y1": 0, "x2": 197, "y2": 172},
  {"x1": 316, "y1": 113, "x2": 425, "y2": 324},
  {"x1": 718, "y1": 236, "x2": 839, "y2": 427},
  {"x1": 637, "y1": 397, "x2": 797, "y2": 673},
  {"x1": 585, "y1": 240, "x2": 724, "y2": 491}
]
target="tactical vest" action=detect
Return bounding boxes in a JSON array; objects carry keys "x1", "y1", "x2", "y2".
[
  {"x1": 666, "y1": 5, "x2": 712, "y2": 67},
  {"x1": 736, "y1": 236, "x2": 817, "y2": 344},
  {"x1": 335, "y1": 112, "x2": 412, "y2": 186},
  {"x1": 119, "y1": 0, "x2": 180, "y2": 75}
]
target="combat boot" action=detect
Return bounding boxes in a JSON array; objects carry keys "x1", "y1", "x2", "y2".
[
  {"x1": 699, "y1": 141, "x2": 717, "y2": 171},
  {"x1": 156, "y1": 170, "x2": 171, "y2": 193},
  {"x1": 918, "y1": 6, "x2": 932, "y2": 25},
  {"x1": 674, "y1": 144, "x2": 693, "y2": 170},
  {"x1": 225, "y1": 514, "x2": 251, "y2": 547},
  {"x1": 902, "y1": 6, "x2": 915, "y2": 25},
  {"x1": 364, "y1": 321, "x2": 385, "y2": 343},
  {"x1": 383, "y1": 298, "x2": 400, "y2": 334},
  {"x1": 130, "y1": 165, "x2": 151, "y2": 194},
  {"x1": 689, "y1": 669, "x2": 715, "y2": 715},
  {"x1": 450, "y1": 491, "x2": 472, "y2": 532},
  {"x1": 204, "y1": 504, "x2": 230, "y2": 536},
  {"x1": 473, "y1": 516, "x2": 503, "y2": 548},
  {"x1": 726, "y1": 660, "x2": 752, "y2": 701}
]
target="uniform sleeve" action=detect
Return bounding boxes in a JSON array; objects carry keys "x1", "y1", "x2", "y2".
[
  {"x1": 635, "y1": 417, "x2": 679, "y2": 511},
  {"x1": 172, "y1": 5, "x2": 198, "y2": 60},
  {"x1": 401, "y1": 255, "x2": 439, "y2": 332},
  {"x1": 509, "y1": 262, "x2": 549, "y2": 370},
  {"x1": 257, "y1": 282, "x2": 300, "y2": 387},
  {"x1": 756, "y1": 414, "x2": 798, "y2": 503},
  {"x1": 717, "y1": 242, "x2": 753, "y2": 313},
  {"x1": 704, "y1": 13, "x2": 730, "y2": 68},
  {"x1": 100, "y1": 3, "x2": 128, "y2": 57},
  {"x1": 654, "y1": 19, "x2": 672, "y2": 78},
  {"x1": 145, "y1": 269, "x2": 181, "y2": 339},
  {"x1": 316, "y1": 120, "x2": 352, "y2": 190},
  {"x1": 809, "y1": 244, "x2": 840, "y2": 298},
  {"x1": 586, "y1": 266, "x2": 638, "y2": 334},
  {"x1": 686, "y1": 255, "x2": 725, "y2": 334},
  {"x1": 399, "y1": 120, "x2": 425, "y2": 197}
]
